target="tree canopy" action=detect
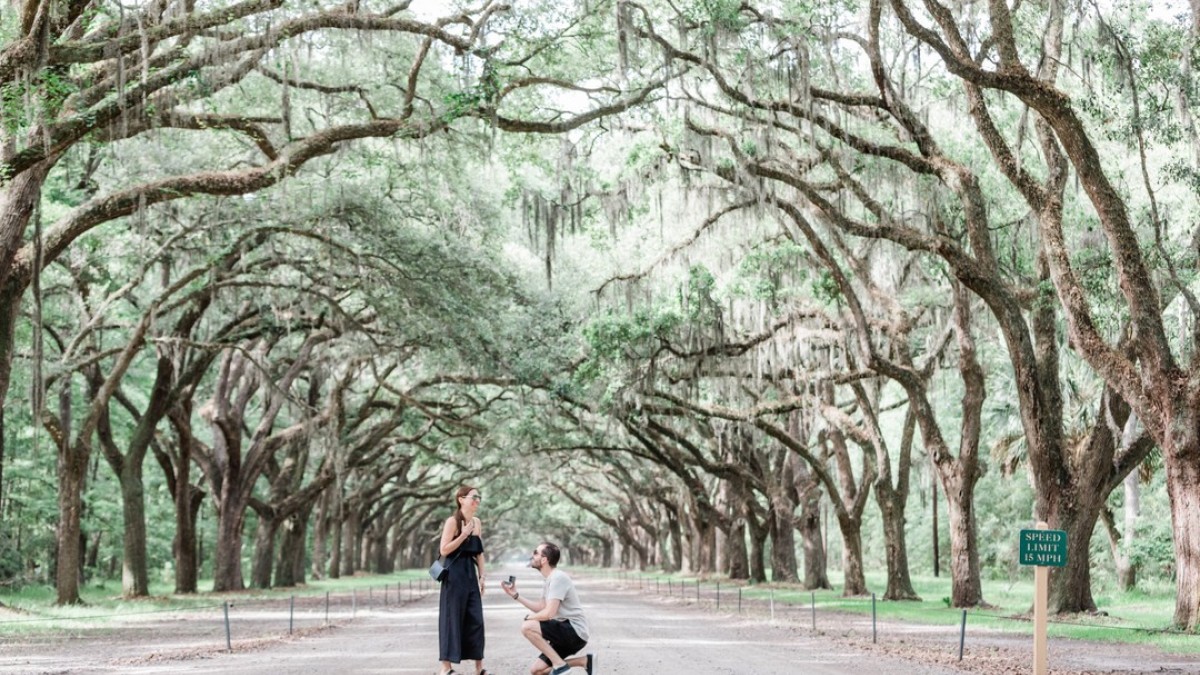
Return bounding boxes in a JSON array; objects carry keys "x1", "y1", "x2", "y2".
[{"x1": 4, "y1": 0, "x2": 1200, "y2": 633}]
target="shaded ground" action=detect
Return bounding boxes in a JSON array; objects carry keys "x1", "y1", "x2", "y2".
[{"x1": 0, "y1": 570, "x2": 1195, "y2": 674}]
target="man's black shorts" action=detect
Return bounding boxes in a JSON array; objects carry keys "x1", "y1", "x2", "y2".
[{"x1": 535, "y1": 619, "x2": 587, "y2": 663}]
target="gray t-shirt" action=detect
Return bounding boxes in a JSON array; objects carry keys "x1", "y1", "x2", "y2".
[{"x1": 544, "y1": 568, "x2": 589, "y2": 641}]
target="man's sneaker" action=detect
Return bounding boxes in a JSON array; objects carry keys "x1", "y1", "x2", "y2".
[
  {"x1": 550, "y1": 664, "x2": 571, "y2": 675},
  {"x1": 585, "y1": 653, "x2": 595, "y2": 675}
]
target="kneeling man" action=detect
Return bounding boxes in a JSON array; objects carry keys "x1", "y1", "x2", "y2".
[{"x1": 503, "y1": 542, "x2": 593, "y2": 675}]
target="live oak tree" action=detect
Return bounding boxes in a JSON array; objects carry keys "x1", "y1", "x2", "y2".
[
  {"x1": 606, "y1": 0, "x2": 1179, "y2": 623},
  {"x1": 883, "y1": 0, "x2": 1200, "y2": 629}
]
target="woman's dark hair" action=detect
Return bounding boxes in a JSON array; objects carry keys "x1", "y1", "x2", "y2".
[
  {"x1": 540, "y1": 542, "x2": 561, "y2": 567},
  {"x1": 453, "y1": 485, "x2": 476, "y2": 536}
]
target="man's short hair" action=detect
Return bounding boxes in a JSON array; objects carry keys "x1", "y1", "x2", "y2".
[{"x1": 540, "y1": 542, "x2": 561, "y2": 567}]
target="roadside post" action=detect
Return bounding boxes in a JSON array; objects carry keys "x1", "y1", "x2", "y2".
[{"x1": 1019, "y1": 521, "x2": 1067, "y2": 675}]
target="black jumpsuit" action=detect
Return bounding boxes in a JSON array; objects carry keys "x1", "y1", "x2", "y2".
[{"x1": 438, "y1": 534, "x2": 485, "y2": 663}]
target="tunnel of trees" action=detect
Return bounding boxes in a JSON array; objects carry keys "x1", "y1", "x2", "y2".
[{"x1": 3, "y1": 0, "x2": 1200, "y2": 631}]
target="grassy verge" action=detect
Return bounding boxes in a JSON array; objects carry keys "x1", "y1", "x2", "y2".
[{"x1": 0, "y1": 569, "x2": 433, "y2": 635}]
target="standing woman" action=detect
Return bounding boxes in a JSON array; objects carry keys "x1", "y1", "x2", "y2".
[{"x1": 437, "y1": 485, "x2": 488, "y2": 675}]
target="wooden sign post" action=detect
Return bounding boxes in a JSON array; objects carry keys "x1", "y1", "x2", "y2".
[{"x1": 1019, "y1": 521, "x2": 1067, "y2": 675}]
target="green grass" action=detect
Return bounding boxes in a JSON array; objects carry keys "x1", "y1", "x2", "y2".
[
  {"x1": 0, "y1": 569, "x2": 433, "y2": 635},
  {"x1": 590, "y1": 568, "x2": 1200, "y2": 655}
]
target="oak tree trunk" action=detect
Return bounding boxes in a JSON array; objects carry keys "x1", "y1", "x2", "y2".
[
  {"x1": 796, "y1": 475, "x2": 829, "y2": 590},
  {"x1": 340, "y1": 507, "x2": 360, "y2": 577},
  {"x1": 722, "y1": 481, "x2": 750, "y2": 580},
  {"x1": 275, "y1": 506, "x2": 312, "y2": 587},
  {"x1": 175, "y1": 491, "x2": 204, "y2": 594},
  {"x1": 837, "y1": 513, "x2": 869, "y2": 597},
  {"x1": 328, "y1": 510, "x2": 343, "y2": 579},
  {"x1": 311, "y1": 488, "x2": 332, "y2": 580},
  {"x1": 745, "y1": 505, "x2": 768, "y2": 583},
  {"x1": 118, "y1": 470, "x2": 150, "y2": 597},
  {"x1": 211, "y1": 484, "x2": 248, "y2": 592},
  {"x1": 944, "y1": 475, "x2": 985, "y2": 607},
  {"x1": 878, "y1": 488, "x2": 919, "y2": 600},
  {"x1": 725, "y1": 516, "x2": 749, "y2": 580},
  {"x1": 250, "y1": 509, "x2": 279, "y2": 589},
  {"x1": 1165, "y1": 420, "x2": 1200, "y2": 631},
  {"x1": 667, "y1": 514, "x2": 683, "y2": 573},
  {"x1": 170, "y1": 406, "x2": 202, "y2": 594},
  {"x1": 54, "y1": 439, "x2": 87, "y2": 605},
  {"x1": 768, "y1": 488, "x2": 799, "y2": 583}
]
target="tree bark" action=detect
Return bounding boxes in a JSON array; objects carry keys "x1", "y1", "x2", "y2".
[
  {"x1": 665, "y1": 507, "x2": 683, "y2": 573},
  {"x1": 836, "y1": 509, "x2": 868, "y2": 597},
  {"x1": 0, "y1": 164, "x2": 52, "y2": 409},
  {"x1": 370, "y1": 519, "x2": 392, "y2": 574},
  {"x1": 689, "y1": 510, "x2": 717, "y2": 576},
  {"x1": 877, "y1": 483, "x2": 917, "y2": 600},
  {"x1": 722, "y1": 481, "x2": 750, "y2": 580},
  {"x1": 768, "y1": 455, "x2": 799, "y2": 583},
  {"x1": 795, "y1": 461, "x2": 829, "y2": 590},
  {"x1": 168, "y1": 404, "x2": 203, "y2": 594},
  {"x1": 275, "y1": 504, "x2": 313, "y2": 587},
  {"x1": 944, "y1": 472, "x2": 984, "y2": 607},
  {"x1": 55, "y1": 380, "x2": 83, "y2": 599},
  {"x1": 51, "y1": 427, "x2": 87, "y2": 605},
  {"x1": 249, "y1": 504, "x2": 279, "y2": 589},
  {"x1": 212, "y1": 484, "x2": 249, "y2": 592},
  {"x1": 340, "y1": 506, "x2": 359, "y2": 577},
  {"x1": 0, "y1": 288, "x2": 18, "y2": 450},
  {"x1": 310, "y1": 488, "x2": 331, "y2": 581},
  {"x1": 117, "y1": 466, "x2": 149, "y2": 596},
  {"x1": 745, "y1": 504, "x2": 768, "y2": 583},
  {"x1": 327, "y1": 507, "x2": 343, "y2": 580},
  {"x1": 0, "y1": 405, "x2": 5, "y2": 510},
  {"x1": 1165, "y1": 421, "x2": 1200, "y2": 631}
]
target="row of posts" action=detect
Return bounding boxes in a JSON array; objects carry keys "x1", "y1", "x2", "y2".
[
  {"x1": 221, "y1": 578, "x2": 432, "y2": 652},
  {"x1": 626, "y1": 573, "x2": 971, "y2": 662}
]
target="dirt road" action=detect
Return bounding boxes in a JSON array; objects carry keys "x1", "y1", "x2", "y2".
[{"x1": 1, "y1": 568, "x2": 1196, "y2": 674}]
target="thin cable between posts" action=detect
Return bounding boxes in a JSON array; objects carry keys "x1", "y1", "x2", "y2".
[
  {"x1": 983, "y1": 612, "x2": 1194, "y2": 637},
  {"x1": 0, "y1": 602, "x2": 227, "y2": 625},
  {"x1": 0, "y1": 577, "x2": 436, "y2": 651},
  {"x1": 0, "y1": 581, "x2": 438, "y2": 665},
  {"x1": 614, "y1": 571, "x2": 1194, "y2": 658}
]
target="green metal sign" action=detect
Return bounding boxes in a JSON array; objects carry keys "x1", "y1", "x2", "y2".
[{"x1": 1019, "y1": 529, "x2": 1068, "y2": 567}]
